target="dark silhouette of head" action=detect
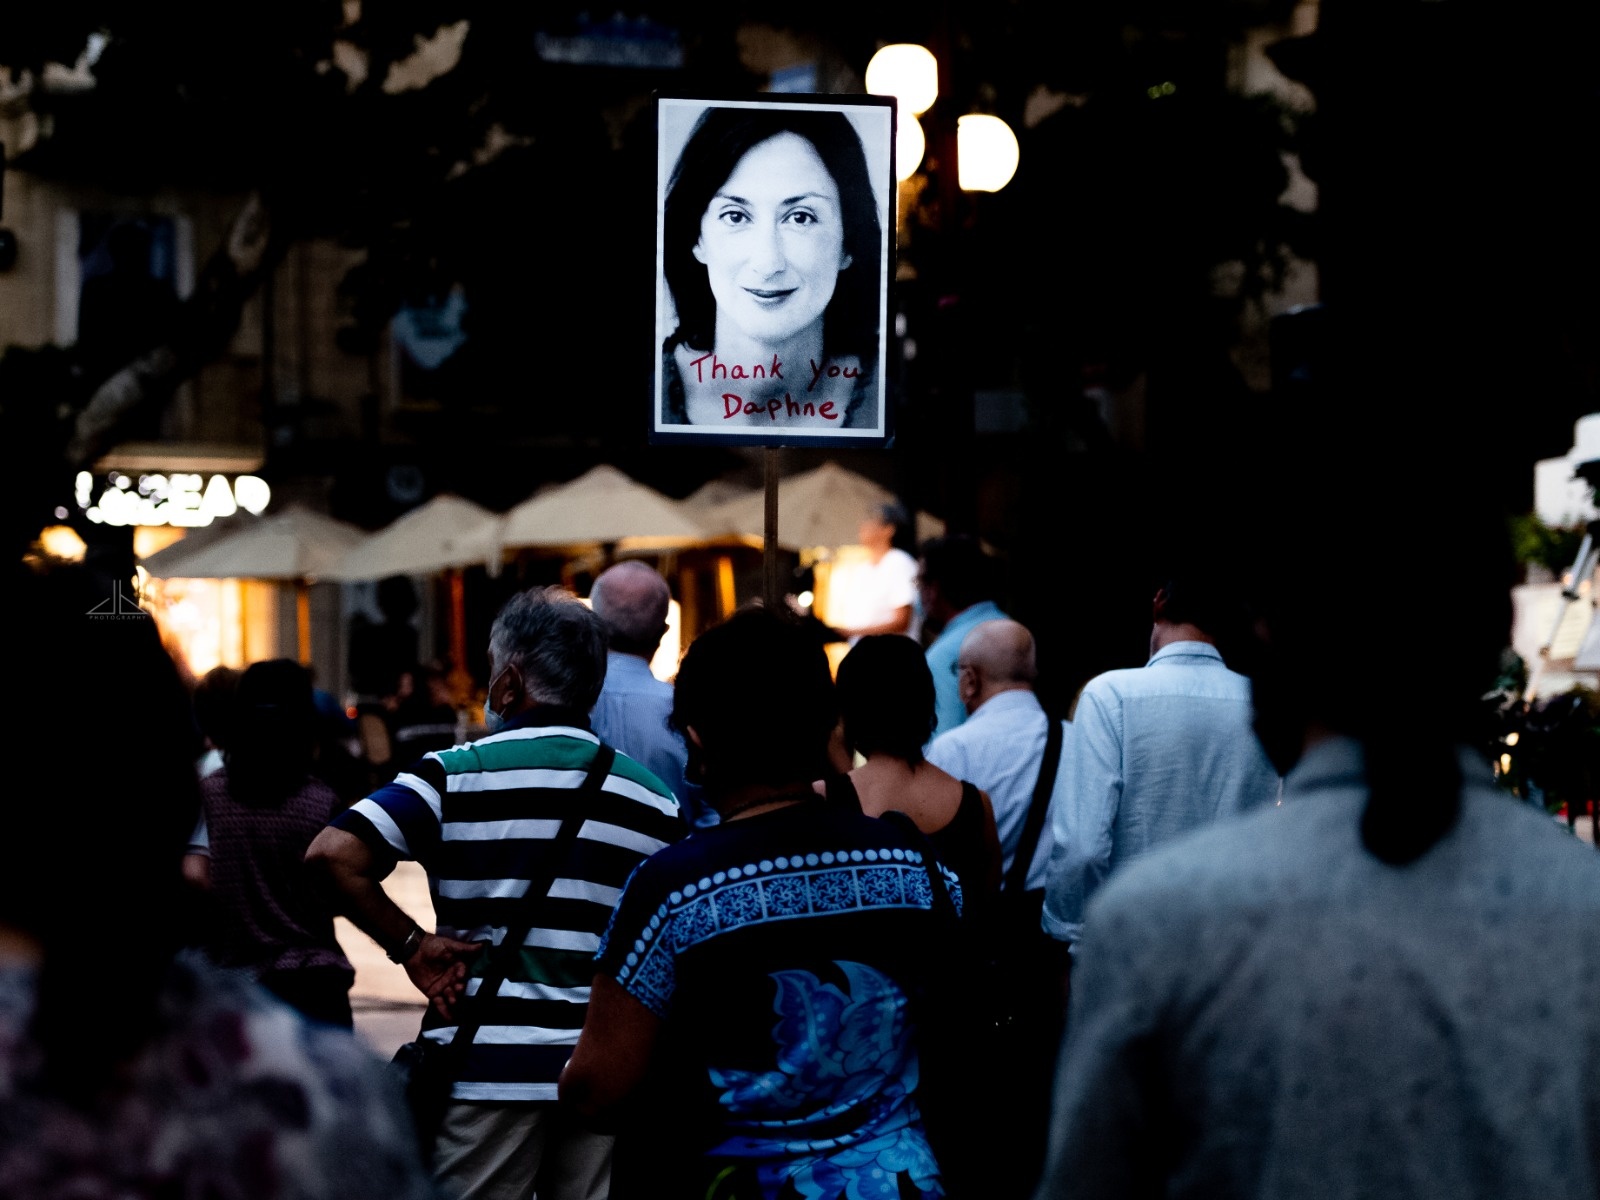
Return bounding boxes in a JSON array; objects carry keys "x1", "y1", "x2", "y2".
[
  {"x1": 1245, "y1": 462, "x2": 1514, "y2": 865},
  {"x1": 836, "y1": 634, "x2": 938, "y2": 764},
  {"x1": 7, "y1": 561, "x2": 200, "y2": 1098},
  {"x1": 226, "y1": 659, "x2": 317, "y2": 806},
  {"x1": 917, "y1": 535, "x2": 999, "y2": 624},
  {"x1": 193, "y1": 664, "x2": 242, "y2": 752},
  {"x1": 671, "y1": 607, "x2": 837, "y2": 799}
]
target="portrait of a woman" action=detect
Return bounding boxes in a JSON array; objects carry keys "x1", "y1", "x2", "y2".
[{"x1": 657, "y1": 101, "x2": 888, "y2": 436}]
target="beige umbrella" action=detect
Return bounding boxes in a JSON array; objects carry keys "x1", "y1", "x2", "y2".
[
  {"x1": 141, "y1": 506, "x2": 366, "y2": 579},
  {"x1": 321, "y1": 494, "x2": 501, "y2": 582},
  {"x1": 498, "y1": 464, "x2": 713, "y2": 551},
  {"x1": 140, "y1": 506, "x2": 367, "y2": 661},
  {"x1": 703, "y1": 462, "x2": 945, "y2": 552}
]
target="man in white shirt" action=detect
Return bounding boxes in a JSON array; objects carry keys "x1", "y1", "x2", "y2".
[
  {"x1": 925, "y1": 617, "x2": 1070, "y2": 1197},
  {"x1": 926, "y1": 618, "x2": 1066, "y2": 891},
  {"x1": 1041, "y1": 573, "x2": 1281, "y2": 951},
  {"x1": 836, "y1": 503, "x2": 918, "y2": 643}
]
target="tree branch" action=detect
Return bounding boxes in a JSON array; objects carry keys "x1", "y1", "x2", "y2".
[{"x1": 66, "y1": 192, "x2": 278, "y2": 467}]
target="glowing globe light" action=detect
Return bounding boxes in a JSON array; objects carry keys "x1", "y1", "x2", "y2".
[
  {"x1": 957, "y1": 114, "x2": 1020, "y2": 192},
  {"x1": 866, "y1": 44, "x2": 939, "y2": 117},
  {"x1": 896, "y1": 113, "x2": 926, "y2": 181}
]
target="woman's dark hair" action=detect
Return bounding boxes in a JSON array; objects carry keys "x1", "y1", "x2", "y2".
[
  {"x1": 6, "y1": 562, "x2": 200, "y2": 1101},
  {"x1": 918, "y1": 535, "x2": 999, "y2": 613},
  {"x1": 670, "y1": 607, "x2": 837, "y2": 794},
  {"x1": 1245, "y1": 457, "x2": 1515, "y2": 866},
  {"x1": 225, "y1": 658, "x2": 317, "y2": 806},
  {"x1": 193, "y1": 664, "x2": 241, "y2": 750},
  {"x1": 836, "y1": 634, "x2": 938, "y2": 764},
  {"x1": 663, "y1": 106, "x2": 882, "y2": 359}
]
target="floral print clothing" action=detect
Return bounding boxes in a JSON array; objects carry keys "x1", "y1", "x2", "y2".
[
  {"x1": 0, "y1": 952, "x2": 433, "y2": 1200},
  {"x1": 598, "y1": 801, "x2": 958, "y2": 1200}
]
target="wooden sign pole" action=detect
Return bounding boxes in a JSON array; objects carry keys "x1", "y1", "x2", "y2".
[{"x1": 763, "y1": 448, "x2": 781, "y2": 611}]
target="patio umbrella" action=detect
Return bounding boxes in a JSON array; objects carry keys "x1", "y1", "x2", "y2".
[
  {"x1": 498, "y1": 464, "x2": 713, "y2": 551},
  {"x1": 702, "y1": 462, "x2": 945, "y2": 552},
  {"x1": 320, "y1": 494, "x2": 501, "y2": 582},
  {"x1": 140, "y1": 506, "x2": 367, "y2": 661}
]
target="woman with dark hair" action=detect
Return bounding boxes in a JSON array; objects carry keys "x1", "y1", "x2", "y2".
[
  {"x1": 661, "y1": 105, "x2": 883, "y2": 430},
  {"x1": 561, "y1": 610, "x2": 955, "y2": 1200},
  {"x1": 202, "y1": 658, "x2": 356, "y2": 1027},
  {"x1": 0, "y1": 563, "x2": 428, "y2": 1198},
  {"x1": 825, "y1": 635, "x2": 1003, "y2": 901}
]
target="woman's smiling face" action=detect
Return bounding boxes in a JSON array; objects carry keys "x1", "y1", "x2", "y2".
[{"x1": 693, "y1": 132, "x2": 853, "y2": 351}]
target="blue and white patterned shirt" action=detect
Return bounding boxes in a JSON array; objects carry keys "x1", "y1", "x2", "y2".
[
  {"x1": 1040, "y1": 641, "x2": 1280, "y2": 946},
  {"x1": 596, "y1": 801, "x2": 956, "y2": 1200}
]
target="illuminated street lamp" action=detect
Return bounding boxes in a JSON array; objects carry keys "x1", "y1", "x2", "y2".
[
  {"x1": 865, "y1": 44, "x2": 939, "y2": 115},
  {"x1": 867, "y1": 37, "x2": 1018, "y2": 537},
  {"x1": 896, "y1": 114, "x2": 926, "y2": 181},
  {"x1": 866, "y1": 42, "x2": 1019, "y2": 192},
  {"x1": 956, "y1": 114, "x2": 1020, "y2": 192}
]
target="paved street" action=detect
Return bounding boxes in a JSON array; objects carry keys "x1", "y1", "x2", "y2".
[{"x1": 337, "y1": 860, "x2": 433, "y2": 1059}]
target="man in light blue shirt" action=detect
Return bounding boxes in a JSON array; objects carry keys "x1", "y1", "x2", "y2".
[
  {"x1": 1041, "y1": 576, "x2": 1280, "y2": 948},
  {"x1": 588, "y1": 561, "x2": 713, "y2": 829},
  {"x1": 918, "y1": 535, "x2": 1006, "y2": 736}
]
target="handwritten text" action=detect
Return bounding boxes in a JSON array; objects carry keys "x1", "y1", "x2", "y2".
[
  {"x1": 723, "y1": 393, "x2": 840, "y2": 422},
  {"x1": 689, "y1": 352, "x2": 784, "y2": 382}
]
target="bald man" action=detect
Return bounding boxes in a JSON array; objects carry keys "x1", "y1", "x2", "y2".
[
  {"x1": 926, "y1": 619, "x2": 1067, "y2": 891},
  {"x1": 589, "y1": 562, "x2": 711, "y2": 829},
  {"x1": 925, "y1": 617, "x2": 1072, "y2": 1196}
]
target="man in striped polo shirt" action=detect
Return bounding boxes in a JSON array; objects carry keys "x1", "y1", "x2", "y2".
[{"x1": 308, "y1": 586, "x2": 682, "y2": 1200}]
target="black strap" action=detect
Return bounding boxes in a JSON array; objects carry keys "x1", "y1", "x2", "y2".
[
  {"x1": 1005, "y1": 714, "x2": 1063, "y2": 895},
  {"x1": 878, "y1": 809, "x2": 960, "y2": 927},
  {"x1": 441, "y1": 741, "x2": 617, "y2": 1060}
]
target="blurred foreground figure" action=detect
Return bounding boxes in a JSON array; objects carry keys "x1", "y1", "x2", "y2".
[
  {"x1": 0, "y1": 563, "x2": 430, "y2": 1200},
  {"x1": 1035, "y1": 485, "x2": 1600, "y2": 1200}
]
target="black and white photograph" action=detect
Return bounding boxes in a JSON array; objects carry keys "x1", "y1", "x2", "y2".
[{"x1": 651, "y1": 94, "x2": 894, "y2": 446}]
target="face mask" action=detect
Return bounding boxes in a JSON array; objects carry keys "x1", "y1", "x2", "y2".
[{"x1": 483, "y1": 666, "x2": 511, "y2": 733}]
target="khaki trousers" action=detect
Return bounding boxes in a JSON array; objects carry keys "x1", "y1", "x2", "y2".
[{"x1": 433, "y1": 1101, "x2": 613, "y2": 1200}]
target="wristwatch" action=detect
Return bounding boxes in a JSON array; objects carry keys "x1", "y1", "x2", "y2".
[{"x1": 386, "y1": 924, "x2": 425, "y2": 964}]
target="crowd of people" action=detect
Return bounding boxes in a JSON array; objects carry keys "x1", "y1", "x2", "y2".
[{"x1": 4, "y1": 484, "x2": 1599, "y2": 1200}]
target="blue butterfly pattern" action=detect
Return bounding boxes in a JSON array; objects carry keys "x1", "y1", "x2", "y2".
[{"x1": 706, "y1": 961, "x2": 944, "y2": 1200}]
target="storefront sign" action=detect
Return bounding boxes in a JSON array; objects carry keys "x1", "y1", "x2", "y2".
[{"x1": 75, "y1": 470, "x2": 271, "y2": 527}]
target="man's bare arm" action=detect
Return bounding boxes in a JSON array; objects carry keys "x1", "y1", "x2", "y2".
[{"x1": 305, "y1": 827, "x2": 482, "y2": 1017}]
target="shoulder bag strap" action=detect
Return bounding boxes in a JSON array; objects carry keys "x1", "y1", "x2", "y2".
[
  {"x1": 1004, "y1": 713, "x2": 1063, "y2": 895},
  {"x1": 878, "y1": 810, "x2": 960, "y2": 928},
  {"x1": 442, "y1": 740, "x2": 617, "y2": 1058}
]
